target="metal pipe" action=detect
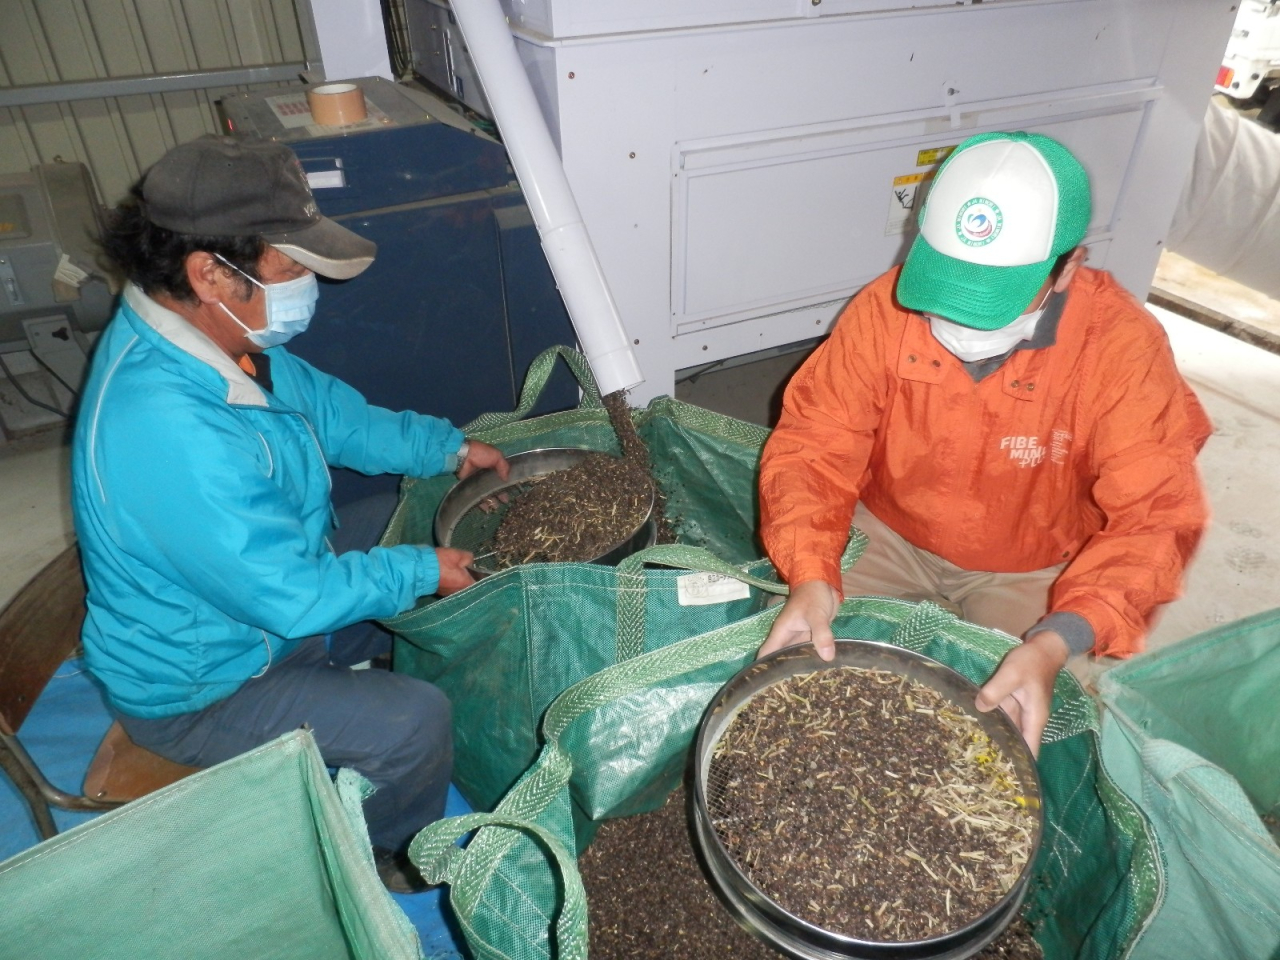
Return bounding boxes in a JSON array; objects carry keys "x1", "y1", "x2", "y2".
[
  {"x1": 448, "y1": 0, "x2": 644, "y2": 395},
  {"x1": 0, "y1": 733, "x2": 120, "y2": 841},
  {"x1": 0, "y1": 65, "x2": 307, "y2": 109}
]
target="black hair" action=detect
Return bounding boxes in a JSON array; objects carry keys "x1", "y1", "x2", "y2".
[{"x1": 99, "y1": 182, "x2": 265, "y2": 304}]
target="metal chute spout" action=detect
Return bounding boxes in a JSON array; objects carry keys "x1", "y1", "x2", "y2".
[{"x1": 448, "y1": 0, "x2": 644, "y2": 396}]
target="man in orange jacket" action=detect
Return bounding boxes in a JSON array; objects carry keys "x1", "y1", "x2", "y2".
[{"x1": 758, "y1": 131, "x2": 1211, "y2": 754}]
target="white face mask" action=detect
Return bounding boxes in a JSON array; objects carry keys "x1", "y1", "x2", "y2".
[
  {"x1": 214, "y1": 254, "x2": 318, "y2": 348},
  {"x1": 927, "y1": 299, "x2": 1049, "y2": 363}
]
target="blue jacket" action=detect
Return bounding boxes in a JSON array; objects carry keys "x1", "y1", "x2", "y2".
[{"x1": 71, "y1": 286, "x2": 464, "y2": 718}]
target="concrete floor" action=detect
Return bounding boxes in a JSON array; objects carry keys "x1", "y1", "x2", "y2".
[
  {"x1": 0, "y1": 428, "x2": 74, "y2": 610},
  {"x1": 2, "y1": 303, "x2": 1279, "y2": 695}
]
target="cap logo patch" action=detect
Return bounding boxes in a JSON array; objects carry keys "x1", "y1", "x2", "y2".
[{"x1": 955, "y1": 197, "x2": 1003, "y2": 247}]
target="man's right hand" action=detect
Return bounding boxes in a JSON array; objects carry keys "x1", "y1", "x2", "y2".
[
  {"x1": 435, "y1": 547, "x2": 476, "y2": 596},
  {"x1": 757, "y1": 580, "x2": 841, "y2": 662}
]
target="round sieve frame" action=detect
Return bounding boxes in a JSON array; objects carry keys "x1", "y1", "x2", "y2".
[{"x1": 691, "y1": 639, "x2": 1043, "y2": 960}]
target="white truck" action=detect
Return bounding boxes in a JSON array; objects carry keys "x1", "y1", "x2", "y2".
[{"x1": 1216, "y1": 0, "x2": 1280, "y2": 128}]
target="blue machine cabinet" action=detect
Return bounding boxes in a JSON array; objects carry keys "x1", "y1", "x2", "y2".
[{"x1": 219, "y1": 79, "x2": 577, "y2": 505}]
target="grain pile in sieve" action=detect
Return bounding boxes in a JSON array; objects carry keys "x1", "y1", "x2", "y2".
[
  {"x1": 489, "y1": 390, "x2": 669, "y2": 568},
  {"x1": 706, "y1": 666, "x2": 1037, "y2": 943}
]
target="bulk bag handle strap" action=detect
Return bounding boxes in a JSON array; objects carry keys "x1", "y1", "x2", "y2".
[
  {"x1": 465, "y1": 345, "x2": 603, "y2": 435},
  {"x1": 612, "y1": 528, "x2": 869, "y2": 663}
]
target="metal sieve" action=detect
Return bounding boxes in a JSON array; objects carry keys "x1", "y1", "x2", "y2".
[
  {"x1": 434, "y1": 447, "x2": 656, "y2": 577},
  {"x1": 691, "y1": 639, "x2": 1043, "y2": 960}
]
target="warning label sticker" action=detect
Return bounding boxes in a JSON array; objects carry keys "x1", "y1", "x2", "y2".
[
  {"x1": 885, "y1": 171, "x2": 936, "y2": 236},
  {"x1": 916, "y1": 145, "x2": 956, "y2": 167}
]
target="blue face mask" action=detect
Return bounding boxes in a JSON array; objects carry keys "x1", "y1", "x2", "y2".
[{"x1": 215, "y1": 254, "x2": 319, "y2": 348}]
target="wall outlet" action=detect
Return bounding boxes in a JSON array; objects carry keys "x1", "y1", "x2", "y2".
[{"x1": 24, "y1": 316, "x2": 78, "y2": 353}]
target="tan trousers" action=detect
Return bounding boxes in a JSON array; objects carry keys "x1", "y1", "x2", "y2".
[{"x1": 841, "y1": 503, "x2": 1066, "y2": 639}]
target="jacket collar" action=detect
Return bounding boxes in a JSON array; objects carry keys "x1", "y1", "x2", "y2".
[
  {"x1": 124, "y1": 284, "x2": 268, "y2": 408},
  {"x1": 959, "y1": 290, "x2": 1066, "y2": 383},
  {"x1": 897, "y1": 305, "x2": 1055, "y2": 404}
]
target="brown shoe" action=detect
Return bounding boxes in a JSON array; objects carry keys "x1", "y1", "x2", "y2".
[{"x1": 373, "y1": 846, "x2": 434, "y2": 894}]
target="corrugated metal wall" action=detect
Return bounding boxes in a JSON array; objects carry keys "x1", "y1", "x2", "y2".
[{"x1": 0, "y1": 0, "x2": 312, "y2": 206}]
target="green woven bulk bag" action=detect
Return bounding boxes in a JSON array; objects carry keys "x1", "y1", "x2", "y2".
[
  {"x1": 0, "y1": 730, "x2": 422, "y2": 960},
  {"x1": 1099, "y1": 608, "x2": 1280, "y2": 960},
  {"x1": 410, "y1": 594, "x2": 1160, "y2": 960},
  {"x1": 381, "y1": 347, "x2": 780, "y2": 812}
]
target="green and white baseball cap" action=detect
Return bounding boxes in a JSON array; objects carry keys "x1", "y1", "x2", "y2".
[{"x1": 897, "y1": 131, "x2": 1091, "y2": 330}]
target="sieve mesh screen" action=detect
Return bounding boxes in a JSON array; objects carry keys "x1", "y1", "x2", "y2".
[
  {"x1": 440, "y1": 480, "x2": 543, "y2": 573},
  {"x1": 705, "y1": 746, "x2": 749, "y2": 853}
]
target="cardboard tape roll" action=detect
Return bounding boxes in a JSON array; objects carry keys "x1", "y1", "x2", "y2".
[{"x1": 307, "y1": 83, "x2": 367, "y2": 126}]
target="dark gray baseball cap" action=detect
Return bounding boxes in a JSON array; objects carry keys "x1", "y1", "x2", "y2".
[{"x1": 141, "y1": 134, "x2": 376, "y2": 280}]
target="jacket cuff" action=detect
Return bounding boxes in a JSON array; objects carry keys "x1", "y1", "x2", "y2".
[
  {"x1": 438, "y1": 430, "x2": 468, "y2": 475},
  {"x1": 415, "y1": 546, "x2": 441, "y2": 597},
  {"x1": 1026, "y1": 611, "x2": 1094, "y2": 656},
  {"x1": 785, "y1": 561, "x2": 845, "y2": 599}
]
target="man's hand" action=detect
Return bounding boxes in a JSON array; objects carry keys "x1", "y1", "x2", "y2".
[
  {"x1": 757, "y1": 580, "x2": 842, "y2": 661},
  {"x1": 458, "y1": 440, "x2": 510, "y2": 481},
  {"x1": 435, "y1": 547, "x2": 477, "y2": 596},
  {"x1": 975, "y1": 630, "x2": 1070, "y2": 758}
]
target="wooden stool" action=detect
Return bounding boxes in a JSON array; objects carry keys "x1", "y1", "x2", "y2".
[{"x1": 0, "y1": 545, "x2": 200, "y2": 839}]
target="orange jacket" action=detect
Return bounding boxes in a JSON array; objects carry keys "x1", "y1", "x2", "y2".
[{"x1": 759, "y1": 266, "x2": 1211, "y2": 658}]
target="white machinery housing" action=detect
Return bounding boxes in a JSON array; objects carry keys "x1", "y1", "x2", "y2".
[{"x1": 418, "y1": 0, "x2": 1234, "y2": 402}]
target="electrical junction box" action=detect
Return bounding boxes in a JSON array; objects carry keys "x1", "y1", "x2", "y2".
[
  {"x1": 0, "y1": 162, "x2": 112, "y2": 439},
  {"x1": 0, "y1": 162, "x2": 111, "y2": 347}
]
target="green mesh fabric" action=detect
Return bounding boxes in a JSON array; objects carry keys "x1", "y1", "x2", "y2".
[
  {"x1": 1099, "y1": 608, "x2": 1280, "y2": 960},
  {"x1": 897, "y1": 235, "x2": 1056, "y2": 330},
  {"x1": 0, "y1": 732, "x2": 422, "y2": 960},
  {"x1": 409, "y1": 597, "x2": 1156, "y2": 960},
  {"x1": 442, "y1": 491, "x2": 510, "y2": 557}
]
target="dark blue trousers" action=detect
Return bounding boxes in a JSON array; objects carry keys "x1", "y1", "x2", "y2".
[{"x1": 119, "y1": 494, "x2": 452, "y2": 852}]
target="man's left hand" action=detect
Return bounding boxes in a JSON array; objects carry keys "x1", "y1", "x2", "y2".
[
  {"x1": 975, "y1": 630, "x2": 1070, "y2": 758},
  {"x1": 435, "y1": 547, "x2": 477, "y2": 596},
  {"x1": 458, "y1": 440, "x2": 510, "y2": 481}
]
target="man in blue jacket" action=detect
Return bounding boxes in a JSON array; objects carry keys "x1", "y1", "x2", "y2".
[{"x1": 71, "y1": 135, "x2": 507, "y2": 892}]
